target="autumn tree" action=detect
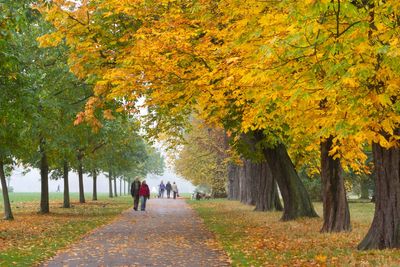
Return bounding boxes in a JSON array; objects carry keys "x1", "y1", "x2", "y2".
[
  {"x1": 39, "y1": 0, "x2": 400, "y2": 248},
  {"x1": 175, "y1": 120, "x2": 228, "y2": 198},
  {"x1": 38, "y1": 0, "x2": 318, "y2": 220}
]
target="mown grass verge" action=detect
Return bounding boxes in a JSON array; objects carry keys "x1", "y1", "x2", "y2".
[{"x1": 189, "y1": 199, "x2": 400, "y2": 266}]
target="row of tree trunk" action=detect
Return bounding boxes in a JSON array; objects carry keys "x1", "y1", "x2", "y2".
[
  {"x1": 226, "y1": 131, "x2": 400, "y2": 250},
  {"x1": 228, "y1": 141, "x2": 317, "y2": 220},
  {"x1": 228, "y1": 159, "x2": 282, "y2": 212},
  {"x1": 0, "y1": 151, "x2": 129, "y2": 220}
]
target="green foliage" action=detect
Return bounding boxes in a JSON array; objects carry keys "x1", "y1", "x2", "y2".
[{"x1": 301, "y1": 176, "x2": 322, "y2": 202}]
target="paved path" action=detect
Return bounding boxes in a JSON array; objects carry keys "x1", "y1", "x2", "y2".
[{"x1": 42, "y1": 198, "x2": 231, "y2": 267}]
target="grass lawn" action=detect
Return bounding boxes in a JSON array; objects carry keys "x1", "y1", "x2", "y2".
[
  {"x1": 0, "y1": 192, "x2": 112, "y2": 206},
  {"x1": 0, "y1": 193, "x2": 132, "y2": 266},
  {"x1": 189, "y1": 199, "x2": 400, "y2": 266}
]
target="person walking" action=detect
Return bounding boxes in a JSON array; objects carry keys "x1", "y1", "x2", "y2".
[
  {"x1": 130, "y1": 177, "x2": 141, "y2": 211},
  {"x1": 139, "y1": 180, "x2": 150, "y2": 211},
  {"x1": 166, "y1": 181, "x2": 172, "y2": 198},
  {"x1": 158, "y1": 180, "x2": 166, "y2": 198},
  {"x1": 172, "y1": 182, "x2": 179, "y2": 199}
]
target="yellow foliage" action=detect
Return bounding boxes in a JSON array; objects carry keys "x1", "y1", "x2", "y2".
[{"x1": 39, "y1": 0, "x2": 400, "y2": 174}]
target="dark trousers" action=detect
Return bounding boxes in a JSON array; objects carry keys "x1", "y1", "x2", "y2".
[
  {"x1": 173, "y1": 191, "x2": 177, "y2": 199},
  {"x1": 167, "y1": 190, "x2": 171, "y2": 198},
  {"x1": 133, "y1": 194, "x2": 140, "y2": 210}
]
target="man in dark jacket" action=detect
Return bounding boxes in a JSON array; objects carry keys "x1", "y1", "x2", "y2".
[
  {"x1": 166, "y1": 181, "x2": 172, "y2": 198},
  {"x1": 130, "y1": 177, "x2": 141, "y2": 211}
]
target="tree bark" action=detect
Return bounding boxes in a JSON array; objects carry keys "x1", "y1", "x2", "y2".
[
  {"x1": 119, "y1": 177, "x2": 122, "y2": 196},
  {"x1": 108, "y1": 170, "x2": 113, "y2": 198},
  {"x1": 263, "y1": 143, "x2": 318, "y2": 221},
  {"x1": 63, "y1": 161, "x2": 70, "y2": 208},
  {"x1": 113, "y1": 175, "x2": 118, "y2": 197},
  {"x1": 39, "y1": 138, "x2": 50, "y2": 214},
  {"x1": 274, "y1": 182, "x2": 283, "y2": 211},
  {"x1": 124, "y1": 178, "x2": 126, "y2": 195},
  {"x1": 320, "y1": 137, "x2": 351, "y2": 233},
  {"x1": 127, "y1": 177, "x2": 131, "y2": 196},
  {"x1": 245, "y1": 160, "x2": 256, "y2": 205},
  {"x1": 239, "y1": 160, "x2": 255, "y2": 205},
  {"x1": 92, "y1": 170, "x2": 97, "y2": 201},
  {"x1": 254, "y1": 160, "x2": 283, "y2": 211},
  {"x1": 227, "y1": 162, "x2": 235, "y2": 199},
  {"x1": 358, "y1": 142, "x2": 400, "y2": 250},
  {"x1": 0, "y1": 160, "x2": 13, "y2": 220},
  {"x1": 77, "y1": 152, "x2": 85, "y2": 203},
  {"x1": 227, "y1": 163, "x2": 240, "y2": 200}
]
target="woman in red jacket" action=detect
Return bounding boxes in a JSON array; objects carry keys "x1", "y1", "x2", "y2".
[{"x1": 139, "y1": 180, "x2": 150, "y2": 211}]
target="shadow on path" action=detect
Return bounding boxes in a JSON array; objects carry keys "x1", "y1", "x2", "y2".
[{"x1": 42, "y1": 198, "x2": 231, "y2": 267}]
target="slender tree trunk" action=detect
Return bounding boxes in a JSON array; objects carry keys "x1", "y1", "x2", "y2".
[
  {"x1": 358, "y1": 141, "x2": 400, "y2": 250},
  {"x1": 254, "y1": 160, "x2": 282, "y2": 211},
  {"x1": 228, "y1": 163, "x2": 241, "y2": 200},
  {"x1": 245, "y1": 160, "x2": 256, "y2": 205},
  {"x1": 0, "y1": 160, "x2": 13, "y2": 220},
  {"x1": 92, "y1": 170, "x2": 97, "y2": 201},
  {"x1": 263, "y1": 143, "x2": 318, "y2": 221},
  {"x1": 39, "y1": 138, "x2": 50, "y2": 214},
  {"x1": 233, "y1": 165, "x2": 241, "y2": 200},
  {"x1": 113, "y1": 175, "x2": 118, "y2": 197},
  {"x1": 108, "y1": 170, "x2": 113, "y2": 198},
  {"x1": 119, "y1": 177, "x2": 122, "y2": 196},
  {"x1": 77, "y1": 152, "x2": 85, "y2": 203},
  {"x1": 124, "y1": 178, "x2": 126, "y2": 195},
  {"x1": 239, "y1": 160, "x2": 249, "y2": 204},
  {"x1": 227, "y1": 163, "x2": 235, "y2": 200},
  {"x1": 320, "y1": 137, "x2": 351, "y2": 233},
  {"x1": 127, "y1": 177, "x2": 131, "y2": 196},
  {"x1": 63, "y1": 161, "x2": 70, "y2": 208}
]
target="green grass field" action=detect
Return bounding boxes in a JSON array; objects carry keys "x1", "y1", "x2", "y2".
[{"x1": 1, "y1": 192, "x2": 110, "y2": 204}]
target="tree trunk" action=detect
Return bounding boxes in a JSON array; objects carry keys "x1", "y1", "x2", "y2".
[
  {"x1": 63, "y1": 161, "x2": 70, "y2": 208},
  {"x1": 124, "y1": 178, "x2": 126, "y2": 195},
  {"x1": 77, "y1": 152, "x2": 85, "y2": 203},
  {"x1": 227, "y1": 163, "x2": 235, "y2": 200},
  {"x1": 228, "y1": 163, "x2": 241, "y2": 200},
  {"x1": 108, "y1": 170, "x2": 113, "y2": 198},
  {"x1": 113, "y1": 175, "x2": 118, "y2": 197},
  {"x1": 263, "y1": 143, "x2": 318, "y2": 221},
  {"x1": 254, "y1": 160, "x2": 282, "y2": 212},
  {"x1": 320, "y1": 137, "x2": 351, "y2": 233},
  {"x1": 119, "y1": 177, "x2": 122, "y2": 196},
  {"x1": 240, "y1": 160, "x2": 254, "y2": 205},
  {"x1": 0, "y1": 160, "x2": 13, "y2": 220},
  {"x1": 39, "y1": 138, "x2": 50, "y2": 214},
  {"x1": 244, "y1": 160, "x2": 256, "y2": 205},
  {"x1": 274, "y1": 182, "x2": 283, "y2": 211},
  {"x1": 358, "y1": 142, "x2": 400, "y2": 250},
  {"x1": 92, "y1": 170, "x2": 97, "y2": 201},
  {"x1": 360, "y1": 178, "x2": 370, "y2": 199}
]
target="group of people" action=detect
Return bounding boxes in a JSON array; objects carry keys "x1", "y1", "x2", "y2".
[
  {"x1": 130, "y1": 178, "x2": 180, "y2": 211},
  {"x1": 130, "y1": 178, "x2": 150, "y2": 211},
  {"x1": 158, "y1": 181, "x2": 179, "y2": 199}
]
